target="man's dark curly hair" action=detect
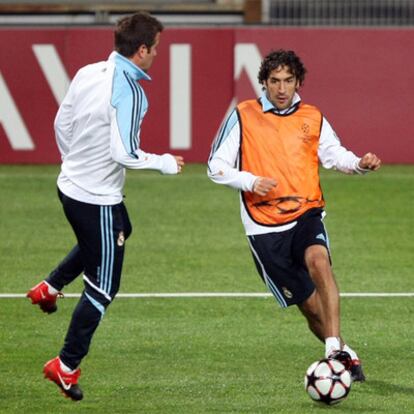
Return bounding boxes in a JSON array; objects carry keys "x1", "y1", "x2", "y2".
[
  {"x1": 258, "y1": 49, "x2": 307, "y2": 86},
  {"x1": 115, "y1": 12, "x2": 164, "y2": 58}
]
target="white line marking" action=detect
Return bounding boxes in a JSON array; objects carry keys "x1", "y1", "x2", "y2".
[{"x1": 3, "y1": 292, "x2": 414, "y2": 299}]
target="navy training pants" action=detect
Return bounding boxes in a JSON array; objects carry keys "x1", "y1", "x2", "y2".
[{"x1": 47, "y1": 189, "x2": 132, "y2": 369}]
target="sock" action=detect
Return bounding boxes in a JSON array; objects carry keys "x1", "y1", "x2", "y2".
[
  {"x1": 44, "y1": 281, "x2": 59, "y2": 295},
  {"x1": 59, "y1": 359, "x2": 76, "y2": 373},
  {"x1": 343, "y1": 344, "x2": 358, "y2": 360},
  {"x1": 325, "y1": 337, "x2": 341, "y2": 358}
]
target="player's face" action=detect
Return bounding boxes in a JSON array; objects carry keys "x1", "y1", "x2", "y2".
[
  {"x1": 263, "y1": 65, "x2": 300, "y2": 110},
  {"x1": 140, "y1": 32, "x2": 161, "y2": 71}
]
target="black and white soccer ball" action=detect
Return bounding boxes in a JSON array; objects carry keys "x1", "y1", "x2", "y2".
[{"x1": 304, "y1": 358, "x2": 352, "y2": 405}]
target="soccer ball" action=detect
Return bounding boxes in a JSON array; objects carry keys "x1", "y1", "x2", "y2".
[{"x1": 304, "y1": 359, "x2": 352, "y2": 405}]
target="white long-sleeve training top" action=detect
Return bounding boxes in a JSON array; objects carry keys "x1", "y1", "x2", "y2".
[
  {"x1": 55, "y1": 51, "x2": 178, "y2": 205},
  {"x1": 207, "y1": 92, "x2": 368, "y2": 235}
]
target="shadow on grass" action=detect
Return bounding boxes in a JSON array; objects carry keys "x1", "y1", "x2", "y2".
[
  {"x1": 366, "y1": 379, "x2": 414, "y2": 396},
  {"x1": 296, "y1": 380, "x2": 414, "y2": 413},
  {"x1": 298, "y1": 399, "x2": 396, "y2": 413}
]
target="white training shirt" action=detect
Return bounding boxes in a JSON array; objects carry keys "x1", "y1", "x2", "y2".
[
  {"x1": 55, "y1": 51, "x2": 178, "y2": 205},
  {"x1": 207, "y1": 92, "x2": 368, "y2": 235}
]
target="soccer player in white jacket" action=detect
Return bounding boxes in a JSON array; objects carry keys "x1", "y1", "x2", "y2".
[{"x1": 27, "y1": 12, "x2": 184, "y2": 401}]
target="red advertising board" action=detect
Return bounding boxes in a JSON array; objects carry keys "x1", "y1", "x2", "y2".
[{"x1": 0, "y1": 27, "x2": 413, "y2": 164}]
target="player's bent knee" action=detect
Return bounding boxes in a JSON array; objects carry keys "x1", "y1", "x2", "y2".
[{"x1": 84, "y1": 283, "x2": 112, "y2": 308}]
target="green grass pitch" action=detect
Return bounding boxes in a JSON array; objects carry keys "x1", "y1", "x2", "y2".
[{"x1": 0, "y1": 164, "x2": 413, "y2": 413}]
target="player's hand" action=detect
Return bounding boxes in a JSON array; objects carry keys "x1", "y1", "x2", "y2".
[
  {"x1": 359, "y1": 152, "x2": 381, "y2": 171},
  {"x1": 174, "y1": 156, "x2": 184, "y2": 173},
  {"x1": 252, "y1": 177, "x2": 277, "y2": 196}
]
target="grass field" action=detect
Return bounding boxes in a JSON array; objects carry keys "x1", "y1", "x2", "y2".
[{"x1": 0, "y1": 164, "x2": 413, "y2": 413}]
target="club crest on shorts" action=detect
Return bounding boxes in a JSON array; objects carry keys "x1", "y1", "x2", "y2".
[
  {"x1": 117, "y1": 231, "x2": 125, "y2": 246},
  {"x1": 282, "y1": 286, "x2": 293, "y2": 299}
]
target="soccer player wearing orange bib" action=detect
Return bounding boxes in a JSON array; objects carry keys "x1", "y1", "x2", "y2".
[{"x1": 208, "y1": 49, "x2": 381, "y2": 382}]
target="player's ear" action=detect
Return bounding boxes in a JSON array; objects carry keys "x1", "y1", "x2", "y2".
[
  {"x1": 138, "y1": 44, "x2": 148, "y2": 57},
  {"x1": 130, "y1": 45, "x2": 147, "y2": 66}
]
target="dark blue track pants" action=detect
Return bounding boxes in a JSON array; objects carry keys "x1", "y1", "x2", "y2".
[{"x1": 47, "y1": 189, "x2": 132, "y2": 369}]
